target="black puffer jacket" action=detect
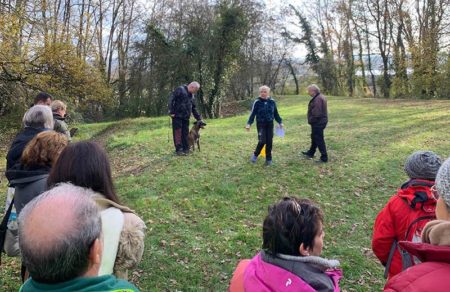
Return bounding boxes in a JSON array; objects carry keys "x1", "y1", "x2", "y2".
[
  {"x1": 168, "y1": 85, "x2": 201, "y2": 120},
  {"x1": 6, "y1": 127, "x2": 47, "y2": 171}
]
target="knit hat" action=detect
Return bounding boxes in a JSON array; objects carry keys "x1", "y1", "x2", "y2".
[
  {"x1": 404, "y1": 151, "x2": 441, "y2": 180},
  {"x1": 436, "y1": 157, "x2": 450, "y2": 208}
]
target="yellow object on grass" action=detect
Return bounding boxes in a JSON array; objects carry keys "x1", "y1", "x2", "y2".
[{"x1": 260, "y1": 144, "x2": 266, "y2": 158}]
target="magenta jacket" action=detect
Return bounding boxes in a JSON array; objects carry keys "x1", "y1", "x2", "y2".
[{"x1": 230, "y1": 252, "x2": 342, "y2": 292}]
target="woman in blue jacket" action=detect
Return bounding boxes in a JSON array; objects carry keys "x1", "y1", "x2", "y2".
[{"x1": 246, "y1": 85, "x2": 283, "y2": 165}]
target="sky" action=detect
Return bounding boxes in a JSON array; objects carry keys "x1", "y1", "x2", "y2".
[{"x1": 265, "y1": 0, "x2": 308, "y2": 58}]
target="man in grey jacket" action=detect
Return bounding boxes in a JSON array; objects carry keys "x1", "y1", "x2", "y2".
[{"x1": 302, "y1": 84, "x2": 328, "y2": 163}]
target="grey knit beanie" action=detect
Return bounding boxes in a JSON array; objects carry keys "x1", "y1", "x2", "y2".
[
  {"x1": 404, "y1": 151, "x2": 442, "y2": 180},
  {"x1": 436, "y1": 157, "x2": 450, "y2": 208}
]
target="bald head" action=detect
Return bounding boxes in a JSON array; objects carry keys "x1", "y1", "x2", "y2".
[
  {"x1": 19, "y1": 183, "x2": 101, "y2": 283},
  {"x1": 22, "y1": 188, "x2": 82, "y2": 253}
]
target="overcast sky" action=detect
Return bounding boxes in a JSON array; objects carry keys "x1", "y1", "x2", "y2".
[{"x1": 265, "y1": 0, "x2": 307, "y2": 58}]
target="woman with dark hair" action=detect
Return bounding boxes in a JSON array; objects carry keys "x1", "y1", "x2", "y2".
[
  {"x1": 47, "y1": 141, "x2": 146, "y2": 279},
  {"x1": 230, "y1": 197, "x2": 342, "y2": 292}
]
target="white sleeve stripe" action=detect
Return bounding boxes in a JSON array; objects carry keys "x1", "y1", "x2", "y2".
[{"x1": 251, "y1": 100, "x2": 258, "y2": 113}]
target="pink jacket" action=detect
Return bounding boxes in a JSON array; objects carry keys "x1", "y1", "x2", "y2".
[{"x1": 230, "y1": 253, "x2": 342, "y2": 292}]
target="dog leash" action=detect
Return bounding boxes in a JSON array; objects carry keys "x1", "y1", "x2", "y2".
[{"x1": 168, "y1": 117, "x2": 171, "y2": 143}]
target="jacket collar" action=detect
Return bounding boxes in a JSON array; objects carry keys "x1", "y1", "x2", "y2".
[
  {"x1": 53, "y1": 112, "x2": 65, "y2": 121},
  {"x1": 311, "y1": 93, "x2": 320, "y2": 100},
  {"x1": 261, "y1": 250, "x2": 340, "y2": 272},
  {"x1": 401, "y1": 179, "x2": 434, "y2": 189},
  {"x1": 397, "y1": 179, "x2": 436, "y2": 211},
  {"x1": 90, "y1": 192, "x2": 135, "y2": 214}
]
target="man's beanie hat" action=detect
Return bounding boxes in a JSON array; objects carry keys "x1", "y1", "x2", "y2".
[{"x1": 404, "y1": 151, "x2": 441, "y2": 180}]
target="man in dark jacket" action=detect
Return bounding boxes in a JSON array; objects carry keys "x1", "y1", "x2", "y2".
[
  {"x1": 168, "y1": 82, "x2": 202, "y2": 155},
  {"x1": 302, "y1": 84, "x2": 328, "y2": 163}
]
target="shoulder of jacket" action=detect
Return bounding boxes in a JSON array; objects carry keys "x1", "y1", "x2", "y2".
[
  {"x1": 252, "y1": 99, "x2": 261, "y2": 107},
  {"x1": 123, "y1": 212, "x2": 147, "y2": 230}
]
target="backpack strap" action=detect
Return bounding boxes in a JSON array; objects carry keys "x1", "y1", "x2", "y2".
[
  {"x1": 0, "y1": 197, "x2": 14, "y2": 266},
  {"x1": 383, "y1": 240, "x2": 397, "y2": 279},
  {"x1": 399, "y1": 215, "x2": 436, "y2": 272},
  {"x1": 404, "y1": 215, "x2": 436, "y2": 241}
]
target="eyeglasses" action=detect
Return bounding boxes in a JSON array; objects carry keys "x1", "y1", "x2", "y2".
[{"x1": 431, "y1": 185, "x2": 440, "y2": 200}]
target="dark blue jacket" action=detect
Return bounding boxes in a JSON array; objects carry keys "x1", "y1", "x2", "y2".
[
  {"x1": 247, "y1": 97, "x2": 282, "y2": 125},
  {"x1": 6, "y1": 127, "x2": 47, "y2": 171},
  {"x1": 168, "y1": 85, "x2": 201, "y2": 120}
]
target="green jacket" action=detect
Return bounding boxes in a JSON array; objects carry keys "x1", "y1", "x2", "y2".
[
  {"x1": 53, "y1": 113, "x2": 71, "y2": 141},
  {"x1": 20, "y1": 275, "x2": 139, "y2": 292}
]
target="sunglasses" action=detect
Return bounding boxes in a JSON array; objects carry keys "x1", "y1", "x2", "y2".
[{"x1": 431, "y1": 185, "x2": 440, "y2": 200}]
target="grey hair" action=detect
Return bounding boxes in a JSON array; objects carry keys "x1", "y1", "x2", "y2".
[
  {"x1": 307, "y1": 84, "x2": 321, "y2": 94},
  {"x1": 189, "y1": 81, "x2": 200, "y2": 89},
  {"x1": 259, "y1": 85, "x2": 271, "y2": 92},
  {"x1": 436, "y1": 157, "x2": 450, "y2": 208},
  {"x1": 18, "y1": 183, "x2": 101, "y2": 283},
  {"x1": 23, "y1": 105, "x2": 54, "y2": 129}
]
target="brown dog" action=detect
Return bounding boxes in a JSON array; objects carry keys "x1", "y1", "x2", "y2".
[{"x1": 188, "y1": 120, "x2": 206, "y2": 151}]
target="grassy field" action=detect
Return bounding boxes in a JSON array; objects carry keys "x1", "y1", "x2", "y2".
[{"x1": 1, "y1": 95, "x2": 450, "y2": 291}]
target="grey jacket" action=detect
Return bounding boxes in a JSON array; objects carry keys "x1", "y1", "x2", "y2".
[
  {"x1": 53, "y1": 113, "x2": 71, "y2": 141},
  {"x1": 5, "y1": 164, "x2": 50, "y2": 215}
]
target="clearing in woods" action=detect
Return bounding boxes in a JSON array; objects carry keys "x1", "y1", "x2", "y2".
[{"x1": 1, "y1": 95, "x2": 450, "y2": 291}]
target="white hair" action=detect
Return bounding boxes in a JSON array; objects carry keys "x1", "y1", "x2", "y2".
[
  {"x1": 23, "y1": 105, "x2": 54, "y2": 129},
  {"x1": 307, "y1": 84, "x2": 320, "y2": 94},
  {"x1": 189, "y1": 81, "x2": 200, "y2": 89},
  {"x1": 259, "y1": 85, "x2": 271, "y2": 92}
]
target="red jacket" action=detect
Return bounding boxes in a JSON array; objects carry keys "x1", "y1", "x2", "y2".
[
  {"x1": 372, "y1": 179, "x2": 436, "y2": 278},
  {"x1": 384, "y1": 241, "x2": 450, "y2": 291}
]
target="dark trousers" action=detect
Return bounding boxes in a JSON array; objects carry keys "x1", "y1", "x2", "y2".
[
  {"x1": 172, "y1": 118, "x2": 189, "y2": 152},
  {"x1": 254, "y1": 122, "x2": 274, "y2": 160},
  {"x1": 308, "y1": 125, "x2": 328, "y2": 160}
]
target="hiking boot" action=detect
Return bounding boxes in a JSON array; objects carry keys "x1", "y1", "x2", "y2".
[
  {"x1": 265, "y1": 160, "x2": 273, "y2": 166},
  {"x1": 175, "y1": 151, "x2": 184, "y2": 156},
  {"x1": 250, "y1": 154, "x2": 258, "y2": 163},
  {"x1": 183, "y1": 150, "x2": 191, "y2": 155},
  {"x1": 315, "y1": 158, "x2": 328, "y2": 164},
  {"x1": 301, "y1": 151, "x2": 314, "y2": 159}
]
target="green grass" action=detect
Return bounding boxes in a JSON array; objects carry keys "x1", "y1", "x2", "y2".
[{"x1": 1, "y1": 95, "x2": 450, "y2": 291}]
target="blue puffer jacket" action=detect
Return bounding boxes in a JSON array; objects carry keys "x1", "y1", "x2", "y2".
[{"x1": 247, "y1": 97, "x2": 282, "y2": 125}]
